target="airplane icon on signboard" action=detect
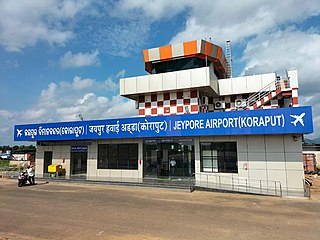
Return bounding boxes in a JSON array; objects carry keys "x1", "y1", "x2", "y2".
[
  {"x1": 17, "y1": 129, "x2": 22, "y2": 137},
  {"x1": 290, "y1": 113, "x2": 305, "y2": 127}
]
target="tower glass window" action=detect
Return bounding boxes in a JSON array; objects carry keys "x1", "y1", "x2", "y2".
[{"x1": 152, "y1": 57, "x2": 208, "y2": 74}]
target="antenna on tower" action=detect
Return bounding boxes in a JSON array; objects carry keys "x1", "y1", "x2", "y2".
[{"x1": 226, "y1": 40, "x2": 233, "y2": 78}]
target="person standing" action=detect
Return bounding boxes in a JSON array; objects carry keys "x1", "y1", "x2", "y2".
[
  {"x1": 26, "y1": 166, "x2": 35, "y2": 185},
  {"x1": 170, "y1": 158, "x2": 177, "y2": 176}
]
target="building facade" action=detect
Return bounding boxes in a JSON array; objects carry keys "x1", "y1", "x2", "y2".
[
  {"x1": 303, "y1": 145, "x2": 320, "y2": 174},
  {"x1": 15, "y1": 40, "x2": 313, "y2": 197}
]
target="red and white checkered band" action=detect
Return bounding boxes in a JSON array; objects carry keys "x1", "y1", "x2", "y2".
[
  {"x1": 138, "y1": 90, "x2": 199, "y2": 116},
  {"x1": 137, "y1": 87, "x2": 299, "y2": 115}
]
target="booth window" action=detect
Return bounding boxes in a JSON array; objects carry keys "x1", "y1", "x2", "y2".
[
  {"x1": 152, "y1": 57, "x2": 207, "y2": 74},
  {"x1": 98, "y1": 144, "x2": 138, "y2": 170},
  {"x1": 200, "y1": 142, "x2": 238, "y2": 173}
]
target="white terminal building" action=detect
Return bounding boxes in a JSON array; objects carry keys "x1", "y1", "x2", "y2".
[{"x1": 15, "y1": 39, "x2": 313, "y2": 197}]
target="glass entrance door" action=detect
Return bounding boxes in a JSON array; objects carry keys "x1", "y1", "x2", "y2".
[
  {"x1": 157, "y1": 149, "x2": 169, "y2": 177},
  {"x1": 143, "y1": 139, "x2": 195, "y2": 178},
  {"x1": 70, "y1": 146, "x2": 87, "y2": 176},
  {"x1": 70, "y1": 152, "x2": 87, "y2": 175}
]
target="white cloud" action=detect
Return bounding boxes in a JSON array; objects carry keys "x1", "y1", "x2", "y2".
[
  {"x1": 0, "y1": 72, "x2": 134, "y2": 145},
  {"x1": 22, "y1": 109, "x2": 48, "y2": 121},
  {"x1": 71, "y1": 76, "x2": 95, "y2": 90},
  {"x1": 59, "y1": 75, "x2": 118, "y2": 92},
  {"x1": 241, "y1": 28, "x2": 320, "y2": 95},
  {"x1": 239, "y1": 28, "x2": 320, "y2": 137},
  {"x1": 0, "y1": 126, "x2": 10, "y2": 136},
  {"x1": 76, "y1": 93, "x2": 97, "y2": 105},
  {"x1": 116, "y1": 69, "x2": 126, "y2": 78},
  {"x1": 0, "y1": 0, "x2": 88, "y2": 51},
  {"x1": 60, "y1": 76, "x2": 94, "y2": 90},
  {"x1": 112, "y1": 0, "x2": 190, "y2": 21},
  {"x1": 0, "y1": 110, "x2": 15, "y2": 119},
  {"x1": 169, "y1": 0, "x2": 320, "y2": 45},
  {"x1": 40, "y1": 82, "x2": 58, "y2": 107},
  {"x1": 60, "y1": 50, "x2": 100, "y2": 68},
  {"x1": 87, "y1": 20, "x2": 151, "y2": 57},
  {"x1": 100, "y1": 0, "x2": 319, "y2": 57},
  {"x1": 104, "y1": 95, "x2": 136, "y2": 119},
  {"x1": 102, "y1": 77, "x2": 118, "y2": 91},
  {"x1": 56, "y1": 93, "x2": 136, "y2": 122}
]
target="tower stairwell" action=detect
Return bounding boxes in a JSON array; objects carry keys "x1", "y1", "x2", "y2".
[{"x1": 244, "y1": 76, "x2": 293, "y2": 110}]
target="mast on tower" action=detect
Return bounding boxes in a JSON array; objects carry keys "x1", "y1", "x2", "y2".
[{"x1": 226, "y1": 40, "x2": 233, "y2": 78}]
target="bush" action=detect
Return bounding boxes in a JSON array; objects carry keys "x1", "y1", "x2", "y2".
[{"x1": 0, "y1": 160, "x2": 9, "y2": 167}]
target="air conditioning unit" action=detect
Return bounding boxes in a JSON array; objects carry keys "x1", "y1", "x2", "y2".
[
  {"x1": 271, "y1": 99, "x2": 278, "y2": 106},
  {"x1": 201, "y1": 96, "x2": 209, "y2": 105},
  {"x1": 214, "y1": 101, "x2": 225, "y2": 109},
  {"x1": 235, "y1": 99, "x2": 246, "y2": 108}
]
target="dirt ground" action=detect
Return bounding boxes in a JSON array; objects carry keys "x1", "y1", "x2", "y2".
[{"x1": 0, "y1": 178, "x2": 320, "y2": 240}]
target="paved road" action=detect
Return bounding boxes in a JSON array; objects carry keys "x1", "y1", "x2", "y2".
[{"x1": 0, "y1": 179, "x2": 319, "y2": 240}]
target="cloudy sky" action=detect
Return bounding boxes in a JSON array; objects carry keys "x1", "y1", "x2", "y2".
[{"x1": 0, "y1": 0, "x2": 319, "y2": 146}]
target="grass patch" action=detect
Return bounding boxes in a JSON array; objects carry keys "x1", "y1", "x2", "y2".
[{"x1": 0, "y1": 160, "x2": 9, "y2": 167}]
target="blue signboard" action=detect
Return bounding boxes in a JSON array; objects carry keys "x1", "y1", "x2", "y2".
[{"x1": 14, "y1": 106, "x2": 313, "y2": 141}]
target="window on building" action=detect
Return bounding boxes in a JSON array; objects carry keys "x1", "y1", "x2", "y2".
[
  {"x1": 200, "y1": 142, "x2": 238, "y2": 173},
  {"x1": 98, "y1": 144, "x2": 138, "y2": 170},
  {"x1": 153, "y1": 57, "x2": 208, "y2": 74}
]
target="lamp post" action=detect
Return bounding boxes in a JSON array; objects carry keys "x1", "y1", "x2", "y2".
[{"x1": 78, "y1": 114, "x2": 84, "y2": 121}]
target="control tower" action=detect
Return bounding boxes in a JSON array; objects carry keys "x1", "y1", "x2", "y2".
[{"x1": 120, "y1": 39, "x2": 298, "y2": 117}]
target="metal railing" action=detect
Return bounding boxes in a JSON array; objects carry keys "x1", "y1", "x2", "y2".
[
  {"x1": 193, "y1": 173, "x2": 282, "y2": 197},
  {"x1": 38, "y1": 174, "x2": 194, "y2": 190},
  {"x1": 245, "y1": 77, "x2": 290, "y2": 108}
]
